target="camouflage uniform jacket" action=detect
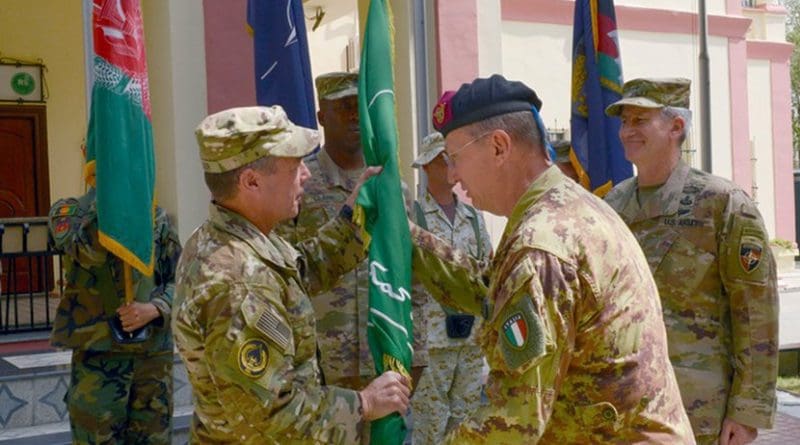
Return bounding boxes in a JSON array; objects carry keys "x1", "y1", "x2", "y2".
[
  {"x1": 173, "y1": 204, "x2": 366, "y2": 444},
  {"x1": 49, "y1": 190, "x2": 180, "y2": 353},
  {"x1": 605, "y1": 160, "x2": 779, "y2": 435},
  {"x1": 412, "y1": 191, "x2": 492, "y2": 348},
  {"x1": 412, "y1": 166, "x2": 695, "y2": 443},
  {"x1": 277, "y1": 148, "x2": 426, "y2": 385}
]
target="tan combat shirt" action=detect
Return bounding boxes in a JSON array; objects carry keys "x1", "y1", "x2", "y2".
[
  {"x1": 277, "y1": 148, "x2": 426, "y2": 386},
  {"x1": 605, "y1": 160, "x2": 779, "y2": 437},
  {"x1": 173, "y1": 204, "x2": 365, "y2": 444},
  {"x1": 413, "y1": 166, "x2": 695, "y2": 443}
]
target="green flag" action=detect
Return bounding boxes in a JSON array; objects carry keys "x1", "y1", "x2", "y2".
[
  {"x1": 85, "y1": 0, "x2": 156, "y2": 277},
  {"x1": 357, "y1": 0, "x2": 412, "y2": 443}
]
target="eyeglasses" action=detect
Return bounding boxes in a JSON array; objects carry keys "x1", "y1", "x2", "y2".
[{"x1": 441, "y1": 130, "x2": 493, "y2": 168}]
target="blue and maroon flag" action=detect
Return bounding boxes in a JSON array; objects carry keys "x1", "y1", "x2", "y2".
[
  {"x1": 85, "y1": 0, "x2": 155, "y2": 276},
  {"x1": 247, "y1": 0, "x2": 317, "y2": 130},
  {"x1": 570, "y1": 0, "x2": 632, "y2": 196}
]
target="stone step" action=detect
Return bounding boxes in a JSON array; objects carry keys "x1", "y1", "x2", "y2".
[{"x1": 0, "y1": 348, "x2": 192, "y2": 434}]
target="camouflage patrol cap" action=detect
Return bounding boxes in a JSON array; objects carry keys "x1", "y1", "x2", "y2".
[
  {"x1": 606, "y1": 78, "x2": 691, "y2": 116},
  {"x1": 195, "y1": 106, "x2": 319, "y2": 173},
  {"x1": 551, "y1": 140, "x2": 572, "y2": 164},
  {"x1": 316, "y1": 72, "x2": 358, "y2": 101},
  {"x1": 412, "y1": 131, "x2": 445, "y2": 168}
]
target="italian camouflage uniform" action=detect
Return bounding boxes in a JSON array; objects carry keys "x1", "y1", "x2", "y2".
[
  {"x1": 276, "y1": 148, "x2": 426, "y2": 389},
  {"x1": 49, "y1": 189, "x2": 181, "y2": 445},
  {"x1": 173, "y1": 204, "x2": 369, "y2": 444},
  {"x1": 605, "y1": 160, "x2": 779, "y2": 442},
  {"x1": 413, "y1": 166, "x2": 695, "y2": 443},
  {"x1": 410, "y1": 191, "x2": 492, "y2": 444}
]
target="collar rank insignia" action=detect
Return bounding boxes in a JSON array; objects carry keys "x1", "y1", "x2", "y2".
[
  {"x1": 238, "y1": 338, "x2": 269, "y2": 378},
  {"x1": 502, "y1": 312, "x2": 528, "y2": 348},
  {"x1": 739, "y1": 235, "x2": 763, "y2": 273}
]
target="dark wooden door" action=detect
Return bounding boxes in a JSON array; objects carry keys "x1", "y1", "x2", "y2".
[{"x1": 0, "y1": 105, "x2": 50, "y2": 294}]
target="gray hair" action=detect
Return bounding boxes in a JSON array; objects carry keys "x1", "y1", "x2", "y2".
[
  {"x1": 204, "y1": 155, "x2": 277, "y2": 202},
  {"x1": 467, "y1": 110, "x2": 547, "y2": 156},
  {"x1": 661, "y1": 106, "x2": 692, "y2": 145}
]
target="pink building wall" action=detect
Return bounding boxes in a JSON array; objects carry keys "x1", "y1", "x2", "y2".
[
  {"x1": 202, "y1": 0, "x2": 794, "y2": 240},
  {"x1": 202, "y1": 0, "x2": 255, "y2": 114},
  {"x1": 491, "y1": 0, "x2": 795, "y2": 240},
  {"x1": 434, "y1": 0, "x2": 479, "y2": 94}
]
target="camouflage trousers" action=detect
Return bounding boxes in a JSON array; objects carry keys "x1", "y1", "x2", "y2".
[
  {"x1": 411, "y1": 345, "x2": 483, "y2": 444},
  {"x1": 66, "y1": 350, "x2": 173, "y2": 445}
]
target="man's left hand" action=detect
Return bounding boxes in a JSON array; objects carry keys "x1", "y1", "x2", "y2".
[
  {"x1": 117, "y1": 302, "x2": 160, "y2": 332},
  {"x1": 719, "y1": 418, "x2": 758, "y2": 445}
]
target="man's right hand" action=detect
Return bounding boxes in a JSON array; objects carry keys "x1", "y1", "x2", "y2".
[{"x1": 358, "y1": 370, "x2": 410, "y2": 421}]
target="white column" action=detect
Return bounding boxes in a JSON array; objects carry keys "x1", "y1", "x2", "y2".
[{"x1": 142, "y1": 0, "x2": 210, "y2": 242}]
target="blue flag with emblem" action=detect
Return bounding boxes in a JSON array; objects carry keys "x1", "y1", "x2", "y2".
[
  {"x1": 247, "y1": 0, "x2": 317, "y2": 130},
  {"x1": 570, "y1": 0, "x2": 632, "y2": 196}
]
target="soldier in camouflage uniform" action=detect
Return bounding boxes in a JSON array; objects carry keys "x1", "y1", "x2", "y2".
[
  {"x1": 409, "y1": 131, "x2": 493, "y2": 444},
  {"x1": 411, "y1": 75, "x2": 695, "y2": 443},
  {"x1": 552, "y1": 139, "x2": 580, "y2": 183},
  {"x1": 604, "y1": 78, "x2": 779, "y2": 444},
  {"x1": 173, "y1": 106, "x2": 410, "y2": 444},
  {"x1": 277, "y1": 72, "x2": 427, "y2": 394},
  {"x1": 49, "y1": 188, "x2": 181, "y2": 444}
]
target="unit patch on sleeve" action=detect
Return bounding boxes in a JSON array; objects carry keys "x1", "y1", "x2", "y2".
[
  {"x1": 238, "y1": 338, "x2": 269, "y2": 379},
  {"x1": 498, "y1": 295, "x2": 545, "y2": 371},
  {"x1": 739, "y1": 234, "x2": 763, "y2": 274}
]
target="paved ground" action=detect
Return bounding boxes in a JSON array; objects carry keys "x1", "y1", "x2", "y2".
[
  {"x1": 778, "y1": 267, "x2": 800, "y2": 348},
  {"x1": 754, "y1": 412, "x2": 800, "y2": 444}
]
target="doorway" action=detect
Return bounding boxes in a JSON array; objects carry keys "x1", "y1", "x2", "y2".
[{"x1": 0, "y1": 105, "x2": 51, "y2": 295}]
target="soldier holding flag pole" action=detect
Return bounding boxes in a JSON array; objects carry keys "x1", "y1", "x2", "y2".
[{"x1": 48, "y1": 1, "x2": 182, "y2": 443}]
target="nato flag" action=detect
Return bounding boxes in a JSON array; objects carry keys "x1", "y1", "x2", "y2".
[{"x1": 248, "y1": 0, "x2": 317, "y2": 130}]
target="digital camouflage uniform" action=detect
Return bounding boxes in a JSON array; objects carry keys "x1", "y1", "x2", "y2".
[
  {"x1": 173, "y1": 106, "x2": 368, "y2": 444},
  {"x1": 277, "y1": 72, "x2": 426, "y2": 389},
  {"x1": 413, "y1": 166, "x2": 695, "y2": 443},
  {"x1": 275, "y1": 148, "x2": 377, "y2": 386},
  {"x1": 49, "y1": 189, "x2": 181, "y2": 445},
  {"x1": 605, "y1": 161, "x2": 779, "y2": 442},
  {"x1": 410, "y1": 190, "x2": 492, "y2": 444}
]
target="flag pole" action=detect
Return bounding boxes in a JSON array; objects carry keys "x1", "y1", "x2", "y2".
[{"x1": 698, "y1": 0, "x2": 712, "y2": 172}]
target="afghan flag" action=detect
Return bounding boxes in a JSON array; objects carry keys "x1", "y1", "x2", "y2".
[
  {"x1": 570, "y1": 0, "x2": 632, "y2": 196},
  {"x1": 85, "y1": 0, "x2": 155, "y2": 276},
  {"x1": 357, "y1": 0, "x2": 412, "y2": 443},
  {"x1": 247, "y1": 0, "x2": 317, "y2": 130}
]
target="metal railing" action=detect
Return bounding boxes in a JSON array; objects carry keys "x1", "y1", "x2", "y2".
[
  {"x1": 742, "y1": 0, "x2": 757, "y2": 7},
  {"x1": 0, "y1": 217, "x2": 63, "y2": 334}
]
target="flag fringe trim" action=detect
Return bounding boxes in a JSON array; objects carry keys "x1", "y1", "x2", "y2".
[
  {"x1": 97, "y1": 197, "x2": 157, "y2": 277},
  {"x1": 382, "y1": 353, "x2": 413, "y2": 390},
  {"x1": 83, "y1": 160, "x2": 97, "y2": 188}
]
